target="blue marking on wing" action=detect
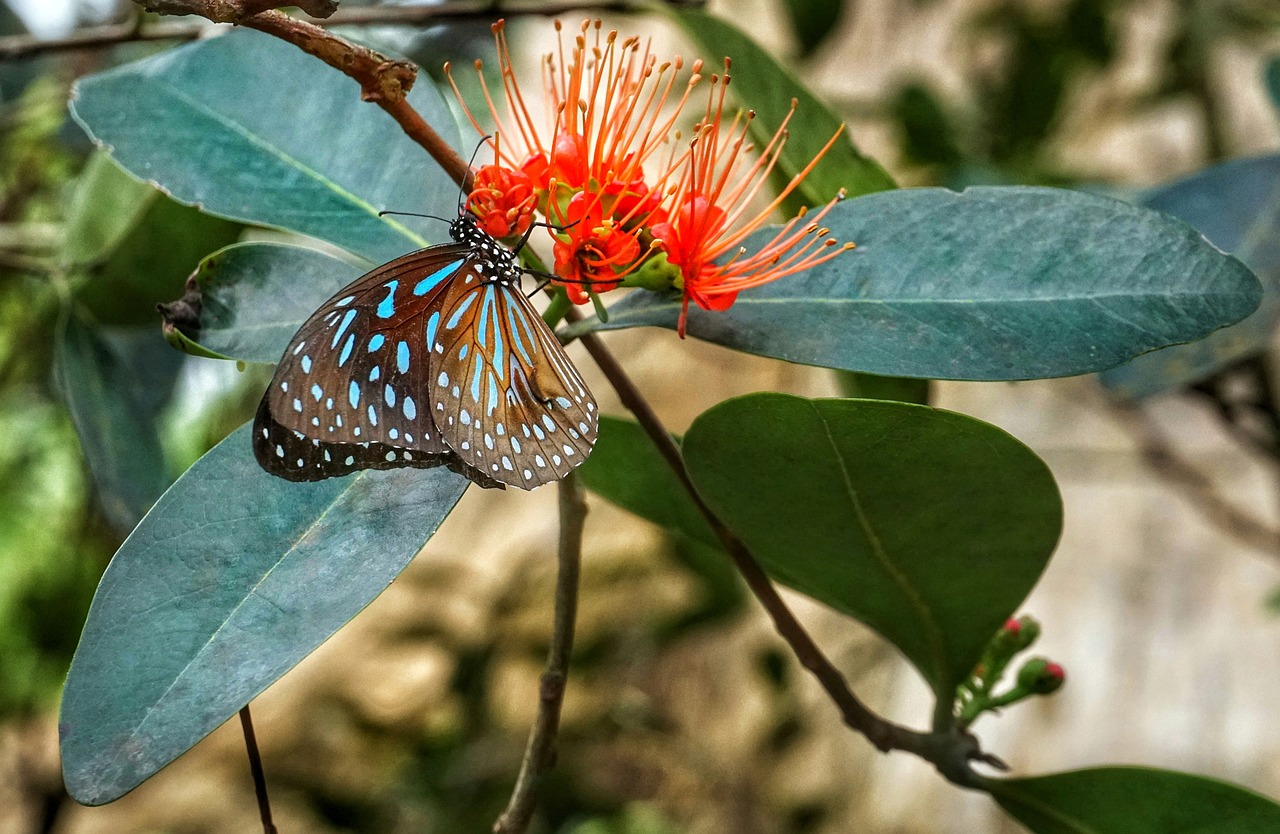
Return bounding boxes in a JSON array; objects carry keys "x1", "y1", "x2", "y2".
[
  {"x1": 301, "y1": 355, "x2": 313, "y2": 373},
  {"x1": 311, "y1": 383, "x2": 323, "y2": 401},
  {"x1": 459, "y1": 344, "x2": 469, "y2": 360},
  {"x1": 376, "y1": 281, "x2": 400, "y2": 318},
  {"x1": 404, "y1": 396, "x2": 417, "y2": 420},
  {"x1": 487, "y1": 374, "x2": 500, "y2": 415},
  {"x1": 477, "y1": 287, "x2": 493, "y2": 349},
  {"x1": 348, "y1": 380, "x2": 360, "y2": 408},
  {"x1": 397, "y1": 341, "x2": 410, "y2": 374},
  {"x1": 470, "y1": 359, "x2": 483, "y2": 402},
  {"x1": 415, "y1": 259, "x2": 465, "y2": 296},
  {"x1": 334, "y1": 294, "x2": 356, "y2": 307},
  {"x1": 501, "y1": 289, "x2": 536, "y2": 365},
  {"x1": 338, "y1": 333, "x2": 355, "y2": 366},
  {"x1": 487, "y1": 290, "x2": 506, "y2": 381},
  {"x1": 332, "y1": 309, "x2": 357, "y2": 347},
  {"x1": 425, "y1": 311, "x2": 441, "y2": 350},
  {"x1": 368, "y1": 334, "x2": 385, "y2": 352},
  {"x1": 370, "y1": 365, "x2": 381, "y2": 381},
  {"x1": 446, "y1": 292, "x2": 478, "y2": 329}
]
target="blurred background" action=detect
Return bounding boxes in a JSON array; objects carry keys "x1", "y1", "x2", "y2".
[{"x1": 0, "y1": 0, "x2": 1278, "y2": 832}]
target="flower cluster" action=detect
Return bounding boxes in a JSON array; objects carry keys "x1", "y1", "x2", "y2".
[{"x1": 446, "y1": 19, "x2": 853, "y2": 334}]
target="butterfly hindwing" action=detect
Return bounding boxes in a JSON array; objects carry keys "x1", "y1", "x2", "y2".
[{"x1": 430, "y1": 277, "x2": 598, "y2": 488}]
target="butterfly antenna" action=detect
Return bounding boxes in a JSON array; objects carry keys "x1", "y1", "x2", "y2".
[
  {"x1": 458, "y1": 134, "x2": 493, "y2": 215},
  {"x1": 378, "y1": 210, "x2": 453, "y2": 224}
]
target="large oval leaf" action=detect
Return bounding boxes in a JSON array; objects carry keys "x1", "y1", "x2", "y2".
[
  {"x1": 69, "y1": 28, "x2": 460, "y2": 264},
  {"x1": 168, "y1": 242, "x2": 363, "y2": 363},
  {"x1": 1100, "y1": 154, "x2": 1280, "y2": 397},
  {"x1": 990, "y1": 767, "x2": 1280, "y2": 833},
  {"x1": 566, "y1": 187, "x2": 1262, "y2": 381},
  {"x1": 681, "y1": 394, "x2": 1061, "y2": 701},
  {"x1": 59, "y1": 423, "x2": 469, "y2": 805}
]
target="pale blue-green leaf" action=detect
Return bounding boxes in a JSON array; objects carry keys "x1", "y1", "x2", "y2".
[
  {"x1": 175, "y1": 242, "x2": 364, "y2": 364},
  {"x1": 59, "y1": 423, "x2": 468, "y2": 805},
  {"x1": 567, "y1": 187, "x2": 1261, "y2": 380},
  {"x1": 1100, "y1": 154, "x2": 1280, "y2": 397},
  {"x1": 69, "y1": 29, "x2": 459, "y2": 263}
]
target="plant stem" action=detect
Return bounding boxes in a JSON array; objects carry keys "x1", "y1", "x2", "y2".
[
  {"x1": 238, "y1": 706, "x2": 278, "y2": 834},
  {"x1": 0, "y1": 1, "x2": 701, "y2": 62},
  {"x1": 494, "y1": 473, "x2": 587, "y2": 834},
  {"x1": 134, "y1": 0, "x2": 997, "y2": 789}
]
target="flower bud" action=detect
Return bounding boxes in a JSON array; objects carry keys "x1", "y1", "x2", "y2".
[{"x1": 1016, "y1": 657, "x2": 1065, "y2": 695}]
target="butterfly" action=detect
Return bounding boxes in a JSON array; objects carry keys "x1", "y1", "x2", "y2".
[{"x1": 253, "y1": 212, "x2": 598, "y2": 490}]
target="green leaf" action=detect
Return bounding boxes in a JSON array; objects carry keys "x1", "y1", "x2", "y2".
[
  {"x1": 59, "y1": 423, "x2": 469, "y2": 804},
  {"x1": 55, "y1": 314, "x2": 172, "y2": 531},
  {"x1": 1100, "y1": 154, "x2": 1280, "y2": 397},
  {"x1": 835, "y1": 371, "x2": 931, "y2": 404},
  {"x1": 166, "y1": 242, "x2": 363, "y2": 364},
  {"x1": 990, "y1": 767, "x2": 1280, "y2": 833},
  {"x1": 682, "y1": 394, "x2": 1061, "y2": 701},
  {"x1": 577, "y1": 416, "x2": 717, "y2": 547},
  {"x1": 567, "y1": 186, "x2": 1262, "y2": 381},
  {"x1": 69, "y1": 28, "x2": 461, "y2": 264},
  {"x1": 780, "y1": 0, "x2": 847, "y2": 57},
  {"x1": 670, "y1": 9, "x2": 895, "y2": 203},
  {"x1": 61, "y1": 152, "x2": 153, "y2": 267},
  {"x1": 67, "y1": 159, "x2": 244, "y2": 327}
]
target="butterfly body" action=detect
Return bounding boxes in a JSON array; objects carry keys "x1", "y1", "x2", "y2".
[{"x1": 254, "y1": 215, "x2": 597, "y2": 490}]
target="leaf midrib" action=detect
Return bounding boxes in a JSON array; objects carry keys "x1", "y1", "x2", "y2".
[
  {"x1": 809, "y1": 402, "x2": 950, "y2": 691},
  {"x1": 128, "y1": 475, "x2": 365, "y2": 740},
  {"x1": 146, "y1": 79, "x2": 430, "y2": 251}
]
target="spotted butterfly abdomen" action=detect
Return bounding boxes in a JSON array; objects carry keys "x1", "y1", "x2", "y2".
[{"x1": 253, "y1": 214, "x2": 598, "y2": 490}]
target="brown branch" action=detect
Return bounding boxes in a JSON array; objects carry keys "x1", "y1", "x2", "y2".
[
  {"x1": 239, "y1": 11, "x2": 417, "y2": 104},
  {"x1": 1110, "y1": 398, "x2": 1280, "y2": 561},
  {"x1": 494, "y1": 474, "x2": 587, "y2": 834},
  {"x1": 136, "y1": 0, "x2": 336, "y2": 20},
  {"x1": 128, "y1": 0, "x2": 996, "y2": 790},
  {"x1": 0, "y1": 1, "x2": 695, "y2": 62}
]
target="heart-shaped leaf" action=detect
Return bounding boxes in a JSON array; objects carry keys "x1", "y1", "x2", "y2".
[
  {"x1": 59, "y1": 424, "x2": 469, "y2": 804},
  {"x1": 567, "y1": 186, "x2": 1261, "y2": 381},
  {"x1": 682, "y1": 394, "x2": 1061, "y2": 703},
  {"x1": 990, "y1": 767, "x2": 1280, "y2": 833},
  {"x1": 69, "y1": 28, "x2": 460, "y2": 264}
]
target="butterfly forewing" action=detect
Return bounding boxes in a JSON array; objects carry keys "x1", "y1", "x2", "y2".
[
  {"x1": 263, "y1": 246, "x2": 470, "y2": 458},
  {"x1": 431, "y1": 276, "x2": 598, "y2": 488}
]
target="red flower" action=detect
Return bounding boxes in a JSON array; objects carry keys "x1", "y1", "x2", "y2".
[
  {"x1": 446, "y1": 20, "x2": 855, "y2": 321},
  {"x1": 552, "y1": 193, "x2": 642, "y2": 302},
  {"x1": 649, "y1": 67, "x2": 853, "y2": 335},
  {"x1": 467, "y1": 163, "x2": 535, "y2": 239}
]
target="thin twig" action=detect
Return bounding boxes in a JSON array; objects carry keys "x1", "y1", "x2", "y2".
[
  {"x1": 238, "y1": 706, "x2": 278, "y2": 834},
  {"x1": 0, "y1": 0, "x2": 693, "y2": 62},
  {"x1": 494, "y1": 474, "x2": 587, "y2": 834},
  {"x1": 1110, "y1": 398, "x2": 1280, "y2": 561},
  {"x1": 129, "y1": 0, "x2": 994, "y2": 788}
]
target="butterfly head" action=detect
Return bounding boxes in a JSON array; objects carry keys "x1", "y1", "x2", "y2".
[{"x1": 451, "y1": 212, "x2": 523, "y2": 285}]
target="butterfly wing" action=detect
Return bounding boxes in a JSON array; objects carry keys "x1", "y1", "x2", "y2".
[
  {"x1": 256, "y1": 244, "x2": 475, "y2": 481},
  {"x1": 429, "y1": 277, "x2": 598, "y2": 489}
]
